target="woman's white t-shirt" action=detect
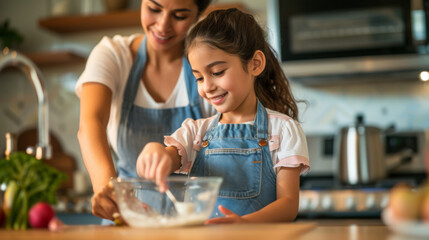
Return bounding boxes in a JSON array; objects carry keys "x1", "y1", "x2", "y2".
[{"x1": 75, "y1": 34, "x2": 216, "y2": 153}]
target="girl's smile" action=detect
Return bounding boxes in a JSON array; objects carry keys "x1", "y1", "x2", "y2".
[{"x1": 209, "y1": 92, "x2": 228, "y2": 105}]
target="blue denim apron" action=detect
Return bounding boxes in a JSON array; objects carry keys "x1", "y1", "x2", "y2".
[
  {"x1": 101, "y1": 37, "x2": 202, "y2": 225},
  {"x1": 190, "y1": 100, "x2": 277, "y2": 217},
  {"x1": 116, "y1": 37, "x2": 203, "y2": 178}
]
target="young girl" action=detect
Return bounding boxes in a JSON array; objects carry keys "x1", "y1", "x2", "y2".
[{"x1": 136, "y1": 8, "x2": 310, "y2": 223}]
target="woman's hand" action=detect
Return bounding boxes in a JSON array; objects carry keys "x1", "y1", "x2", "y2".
[
  {"x1": 91, "y1": 181, "x2": 119, "y2": 221},
  {"x1": 205, "y1": 205, "x2": 248, "y2": 224},
  {"x1": 136, "y1": 142, "x2": 179, "y2": 192}
]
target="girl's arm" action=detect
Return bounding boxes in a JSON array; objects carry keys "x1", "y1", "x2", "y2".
[
  {"x1": 243, "y1": 166, "x2": 301, "y2": 222},
  {"x1": 77, "y1": 82, "x2": 118, "y2": 220},
  {"x1": 206, "y1": 166, "x2": 301, "y2": 223},
  {"x1": 136, "y1": 143, "x2": 182, "y2": 192}
]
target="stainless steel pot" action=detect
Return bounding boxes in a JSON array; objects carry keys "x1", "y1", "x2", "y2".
[{"x1": 335, "y1": 115, "x2": 411, "y2": 185}]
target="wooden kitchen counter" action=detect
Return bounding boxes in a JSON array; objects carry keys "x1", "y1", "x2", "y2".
[
  {"x1": 0, "y1": 223, "x2": 315, "y2": 240},
  {"x1": 1, "y1": 222, "x2": 425, "y2": 240},
  {"x1": 299, "y1": 225, "x2": 391, "y2": 240},
  {"x1": 296, "y1": 219, "x2": 428, "y2": 240}
]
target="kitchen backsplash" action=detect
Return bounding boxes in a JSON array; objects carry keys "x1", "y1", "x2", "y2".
[
  {"x1": 0, "y1": 65, "x2": 83, "y2": 168},
  {"x1": 292, "y1": 80, "x2": 429, "y2": 134}
]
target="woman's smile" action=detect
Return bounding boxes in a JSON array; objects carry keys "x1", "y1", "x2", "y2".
[{"x1": 151, "y1": 31, "x2": 174, "y2": 44}]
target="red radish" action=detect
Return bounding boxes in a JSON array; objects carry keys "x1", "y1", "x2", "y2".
[
  {"x1": 48, "y1": 217, "x2": 65, "y2": 232},
  {"x1": 28, "y1": 202, "x2": 55, "y2": 228}
]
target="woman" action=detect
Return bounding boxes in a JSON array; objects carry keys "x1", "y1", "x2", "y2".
[{"x1": 75, "y1": 0, "x2": 214, "y2": 222}]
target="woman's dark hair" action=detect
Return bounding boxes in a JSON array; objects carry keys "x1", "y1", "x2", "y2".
[
  {"x1": 186, "y1": 8, "x2": 300, "y2": 120},
  {"x1": 195, "y1": 0, "x2": 212, "y2": 14}
]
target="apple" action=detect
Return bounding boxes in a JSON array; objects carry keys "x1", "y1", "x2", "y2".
[{"x1": 388, "y1": 183, "x2": 424, "y2": 221}]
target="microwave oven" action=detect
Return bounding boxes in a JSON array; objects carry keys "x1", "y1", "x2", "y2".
[{"x1": 268, "y1": 0, "x2": 429, "y2": 62}]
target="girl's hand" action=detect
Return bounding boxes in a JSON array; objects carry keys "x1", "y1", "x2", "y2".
[
  {"x1": 136, "y1": 142, "x2": 175, "y2": 192},
  {"x1": 91, "y1": 181, "x2": 119, "y2": 221},
  {"x1": 205, "y1": 205, "x2": 248, "y2": 224}
]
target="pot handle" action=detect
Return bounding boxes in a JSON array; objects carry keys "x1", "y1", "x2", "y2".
[{"x1": 386, "y1": 148, "x2": 413, "y2": 173}]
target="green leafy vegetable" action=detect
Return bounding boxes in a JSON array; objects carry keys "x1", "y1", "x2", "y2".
[{"x1": 0, "y1": 152, "x2": 66, "y2": 229}]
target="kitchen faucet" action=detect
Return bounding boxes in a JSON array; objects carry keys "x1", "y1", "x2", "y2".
[{"x1": 0, "y1": 47, "x2": 52, "y2": 159}]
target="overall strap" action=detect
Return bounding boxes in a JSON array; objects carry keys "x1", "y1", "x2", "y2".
[
  {"x1": 255, "y1": 100, "x2": 269, "y2": 140},
  {"x1": 122, "y1": 37, "x2": 148, "y2": 105},
  {"x1": 203, "y1": 113, "x2": 222, "y2": 141},
  {"x1": 182, "y1": 56, "x2": 201, "y2": 108}
]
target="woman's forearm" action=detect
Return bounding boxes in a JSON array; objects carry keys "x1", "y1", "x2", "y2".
[
  {"x1": 78, "y1": 83, "x2": 115, "y2": 193},
  {"x1": 78, "y1": 121, "x2": 116, "y2": 193}
]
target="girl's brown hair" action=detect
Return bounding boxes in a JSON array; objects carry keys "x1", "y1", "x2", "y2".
[{"x1": 185, "y1": 8, "x2": 300, "y2": 120}]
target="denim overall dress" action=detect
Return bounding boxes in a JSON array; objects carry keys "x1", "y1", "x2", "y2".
[
  {"x1": 190, "y1": 100, "x2": 277, "y2": 217},
  {"x1": 116, "y1": 37, "x2": 203, "y2": 178}
]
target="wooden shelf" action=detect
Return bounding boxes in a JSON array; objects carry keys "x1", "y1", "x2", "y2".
[
  {"x1": 38, "y1": 3, "x2": 247, "y2": 34},
  {"x1": 25, "y1": 51, "x2": 86, "y2": 66},
  {"x1": 39, "y1": 10, "x2": 141, "y2": 34}
]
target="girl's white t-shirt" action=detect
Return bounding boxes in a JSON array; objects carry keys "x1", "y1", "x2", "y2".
[
  {"x1": 75, "y1": 34, "x2": 216, "y2": 153},
  {"x1": 164, "y1": 108, "x2": 311, "y2": 175}
]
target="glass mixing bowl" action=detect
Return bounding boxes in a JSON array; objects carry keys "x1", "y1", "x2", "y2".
[{"x1": 112, "y1": 176, "x2": 222, "y2": 228}]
